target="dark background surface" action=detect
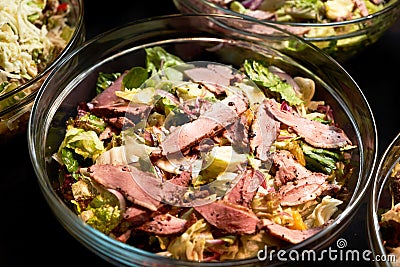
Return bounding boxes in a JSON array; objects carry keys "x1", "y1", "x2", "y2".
[{"x1": 0, "y1": 0, "x2": 399, "y2": 266}]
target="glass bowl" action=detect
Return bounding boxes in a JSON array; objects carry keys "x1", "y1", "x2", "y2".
[
  {"x1": 173, "y1": 0, "x2": 400, "y2": 62},
  {"x1": 368, "y1": 132, "x2": 400, "y2": 267},
  {"x1": 28, "y1": 14, "x2": 377, "y2": 266},
  {"x1": 0, "y1": 0, "x2": 85, "y2": 143}
]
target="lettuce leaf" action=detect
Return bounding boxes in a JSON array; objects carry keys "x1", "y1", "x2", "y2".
[
  {"x1": 300, "y1": 141, "x2": 341, "y2": 173},
  {"x1": 122, "y1": 66, "x2": 149, "y2": 89},
  {"x1": 80, "y1": 191, "x2": 122, "y2": 235},
  {"x1": 58, "y1": 127, "x2": 105, "y2": 161},
  {"x1": 145, "y1": 46, "x2": 184, "y2": 75},
  {"x1": 96, "y1": 72, "x2": 121, "y2": 95},
  {"x1": 243, "y1": 60, "x2": 303, "y2": 106}
]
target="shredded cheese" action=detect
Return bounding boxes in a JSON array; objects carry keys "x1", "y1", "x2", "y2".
[{"x1": 0, "y1": 0, "x2": 69, "y2": 91}]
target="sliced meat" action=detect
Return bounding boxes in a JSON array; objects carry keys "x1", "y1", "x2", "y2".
[
  {"x1": 167, "y1": 170, "x2": 192, "y2": 187},
  {"x1": 184, "y1": 64, "x2": 234, "y2": 95},
  {"x1": 90, "y1": 72, "x2": 127, "y2": 107},
  {"x1": 273, "y1": 150, "x2": 314, "y2": 187},
  {"x1": 136, "y1": 213, "x2": 188, "y2": 236},
  {"x1": 161, "y1": 94, "x2": 249, "y2": 156},
  {"x1": 264, "y1": 98, "x2": 351, "y2": 149},
  {"x1": 86, "y1": 164, "x2": 162, "y2": 211},
  {"x1": 272, "y1": 150, "x2": 332, "y2": 206},
  {"x1": 249, "y1": 22, "x2": 310, "y2": 36},
  {"x1": 199, "y1": 82, "x2": 226, "y2": 96},
  {"x1": 161, "y1": 171, "x2": 193, "y2": 206},
  {"x1": 194, "y1": 200, "x2": 259, "y2": 234},
  {"x1": 245, "y1": 9, "x2": 276, "y2": 20},
  {"x1": 250, "y1": 102, "x2": 280, "y2": 161},
  {"x1": 370, "y1": 0, "x2": 385, "y2": 4},
  {"x1": 116, "y1": 229, "x2": 132, "y2": 243},
  {"x1": 224, "y1": 169, "x2": 264, "y2": 208},
  {"x1": 258, "y1": 218, "x2": 324, "y2": 244},
  {"x1": 87, "y1": 73, "x2": 152, "y2": 124},
  {"x1": 224, "y1": 113, "x2": 250, "y2": 153},
  {"x1": 99, "y1": 126, "x2": 114, "y2": 140},
  {"x1": 106, "y1": 116, "x2": 135, "y2": 129},
  {"x1": 279, "y1": 181, "x2": 328, "y2": 206},
  {"x1": 90, "y1": 103, "x2": 152, "y2": 123},
  {"x1": 354, "y1": 0, "x2": 369, "y2": 17},
  {"x1": 123, "y1": 206, "x2": 151, "y2": 226}
]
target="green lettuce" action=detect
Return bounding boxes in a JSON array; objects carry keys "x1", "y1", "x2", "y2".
[
  {"x1": 58, "y1": 127, "x2": 105, "y2": 162},
  {"x1": 122, "y1": 66, "x2": 149, "y2": 89},
  {"x1": 243, "y1": 60, "x2": 303, "y2": 106},
  {"x1": 70, "y1": 113, "x2": 107, "y2": 134},
  {"x1": 80, "y1": 191, "x2": 122, "y2": 235},
  {"x1": 60, "y1": 148, "x2": 79, "y2": 174},
  {"x1": 96, "y1": 72, "x2": 121, "y2": 95},
  {"x1": 145, "y1": 46, "x2": 184, "y2": 75},
  {"x1": 300, "y1": 141, "x2": 342, "y2": 174}
]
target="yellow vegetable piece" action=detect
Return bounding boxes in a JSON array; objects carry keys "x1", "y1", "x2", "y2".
[{"x1": 289, "y1": 210, "x2": 307, "y2": 230}]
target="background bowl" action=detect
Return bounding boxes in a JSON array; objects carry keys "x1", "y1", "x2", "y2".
[
  {"x1": 173, "y1": 0, "x2": 400, "y2": 62},
  {"x1": 0, "y1": 0, "x2": 85, "y2": 143},
  {"x1": 368, "y1": 132, "x2": 400, "y2": 267},
  {"x1": 28, "y1": 14, "x2": 377, "y2": 266}
]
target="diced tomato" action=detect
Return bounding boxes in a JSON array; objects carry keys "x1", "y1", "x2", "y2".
[{"x1": 57, "y1": 3, "x2": 69, "y2": 13}]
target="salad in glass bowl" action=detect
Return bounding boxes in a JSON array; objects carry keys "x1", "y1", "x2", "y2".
[
  {"x1": 0, "y1": 0, "x2": 84, "y2": 142},
  {"x1": 368, "y1": 132, "x2": 400, "y2": 267},
  {"x1": 173, "y1": 0, "x2": 400, "y2": 62},
  {"x1": 52, "y1": 45, "x2": 357, "y2": 261}
]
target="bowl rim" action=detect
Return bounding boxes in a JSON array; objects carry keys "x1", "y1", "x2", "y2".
[
  {"x1": 29, "y1": 13, "x2": 379, "y2": 266},
  {"x1": 368, "y1": 132, "x2": 400, "y2": 265},
  {"x1": 174, "y1": 0, "x2": 400, "y2": 28}
]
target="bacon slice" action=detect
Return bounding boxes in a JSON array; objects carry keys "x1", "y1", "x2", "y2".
[{"x1": 264, "y1": 98, "x2": 351, "y2": 149}]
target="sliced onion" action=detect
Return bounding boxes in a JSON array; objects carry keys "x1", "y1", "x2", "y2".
[{"x1": 107, "y1": 188, "x2": 126, "y2": 212}]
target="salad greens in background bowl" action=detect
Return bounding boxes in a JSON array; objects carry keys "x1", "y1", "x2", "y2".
[
  {"x1": 0, "y1": 0, "x2": 85, "y2": 143},
  {"x1": 28, "y1": 14, "x2": 377, "y2": 266},
  {"x1": 368, "y1": 132, "x2": 400, "y2": 267},
  {"x1": 173, "y1": 0, "x2": 400, "y2": 62}
]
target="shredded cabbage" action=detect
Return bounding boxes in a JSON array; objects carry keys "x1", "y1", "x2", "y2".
[
  {"x1": 305, "y1": 195, "x2": 343, "y2": 227},
  {"x1": 0, "y1": 0, "x2": 71, "y2": 94},
  {"x1": 167, "y1": 219, "x2": 213, "y2": 261}
]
